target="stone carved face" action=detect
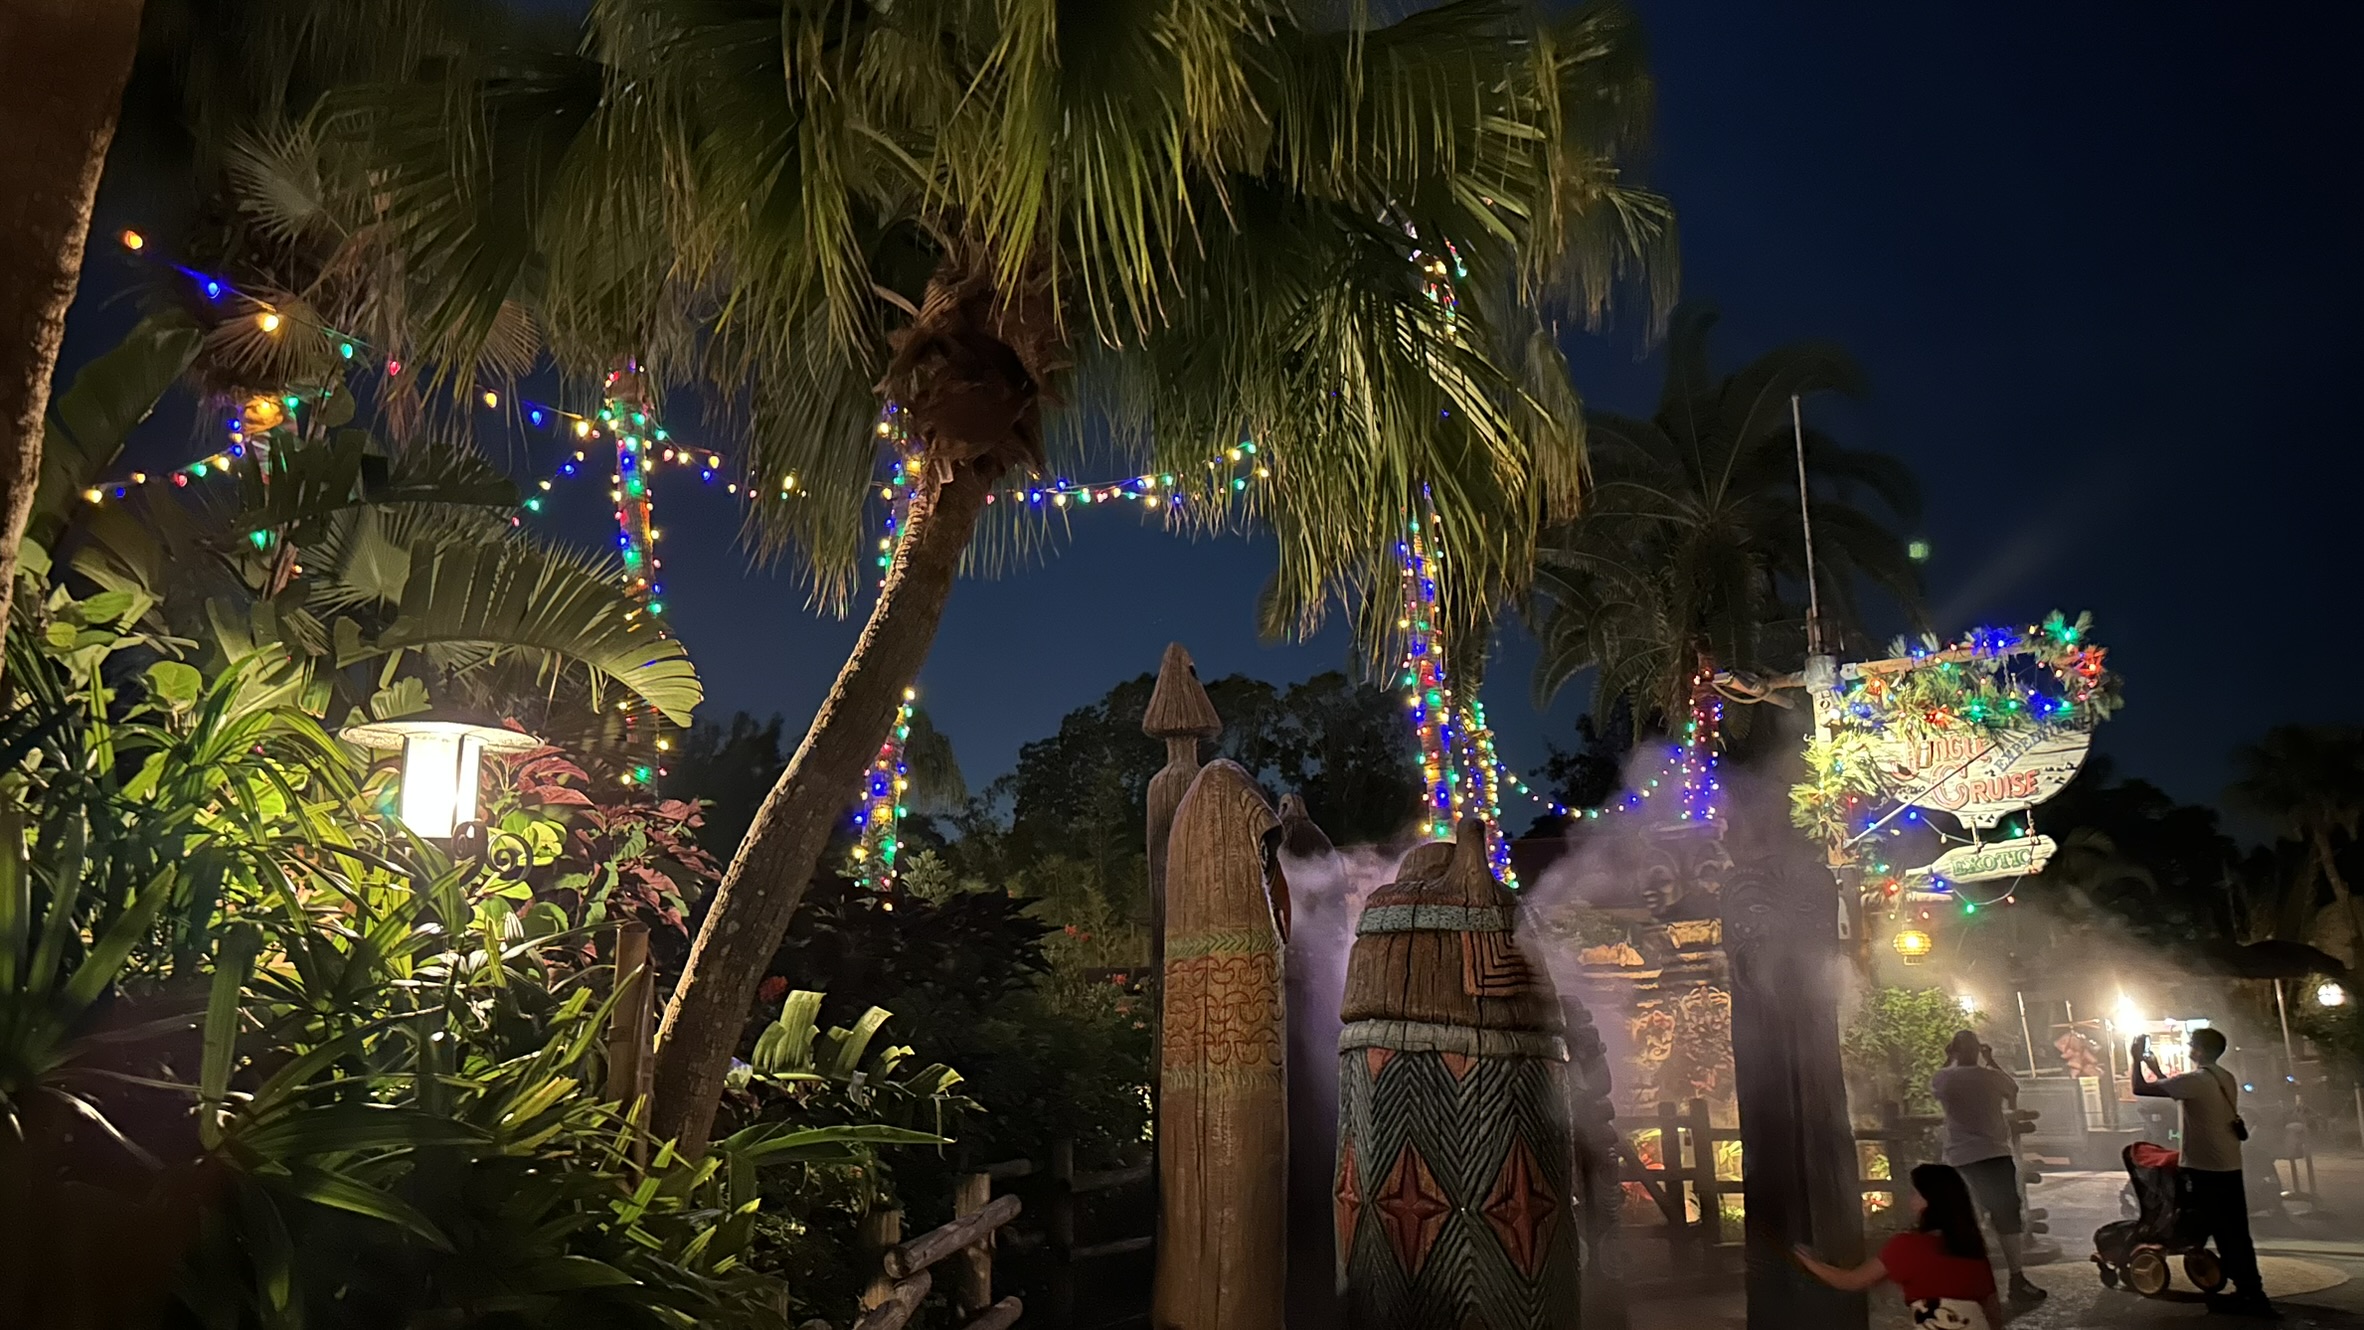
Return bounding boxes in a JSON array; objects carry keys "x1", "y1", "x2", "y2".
[{"x1": 1638, "y1": 831, "x2": 1731, "y2": 919}]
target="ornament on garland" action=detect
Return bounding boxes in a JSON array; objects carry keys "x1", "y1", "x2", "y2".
[
  {"x1": 852, "y1": 688, "x2": 918, "y2": 891},
  {"x1": 1793, "y1": 611, "x2": 2120, "y2": 846},
  {"x1": 1396, "y1": 502, "x2": 1521, "y2": 886}
]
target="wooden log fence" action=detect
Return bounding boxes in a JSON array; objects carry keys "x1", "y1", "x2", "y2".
[{"x1": 1612, "y1": 1098, "x2": 2043, "y2": 1275}]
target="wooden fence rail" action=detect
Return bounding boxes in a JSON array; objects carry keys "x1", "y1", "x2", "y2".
[{"x1": 1612, "y1": 1098, "x2": 2039, "y2": 1275}]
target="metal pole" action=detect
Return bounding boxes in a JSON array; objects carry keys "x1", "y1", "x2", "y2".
[
  {"x1": 2353, "y1": 1084, "x2": 2362, "y2": 1149},
  {"x1": 2016, "y1": 990, "x2": 2041, "y2": 1077},
  {"x1": 2274, "y1": 978, "x2": 2303, "y2": 1111},
  {"x1": 1791, "y1": 393, "x2": 1824, "y2": 657}
]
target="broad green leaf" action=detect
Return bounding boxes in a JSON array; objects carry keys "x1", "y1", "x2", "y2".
[{"x1": 147, "y1": 661, "x2": 203, "y2": 708}]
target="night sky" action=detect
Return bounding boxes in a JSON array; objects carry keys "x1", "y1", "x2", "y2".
[{"x1": 65, "y1": 4, "x2": 2364, "y2": 817}]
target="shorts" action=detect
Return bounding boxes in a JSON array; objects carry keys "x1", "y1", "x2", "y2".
[{"x1": 1957, "y1": 1155, "x2": 2023, "y2": 1235}]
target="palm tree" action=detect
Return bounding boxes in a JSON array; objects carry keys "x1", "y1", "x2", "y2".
[
  {"x1": 0, "y1": 0, "x2": 148, "y2": 669},
  {"x1": 1529, "y1": 304, "x2": 1921, "y2": 730},
  {"x1": 353, "y1": 0, "x2": 1675, "y2": 1149},
  {"x1": 2228, "y1": 724, "x2": 2364, "y2": 965}
]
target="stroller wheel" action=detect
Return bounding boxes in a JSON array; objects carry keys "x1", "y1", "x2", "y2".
[
  {"x1": 2184, "y1": 1251, "x2": 2227, "y2": 1294},
  {"x1": 2127, "y1": 1250, "x2": 2171, "y2": 1296},
  {"x1": 2097, "y1": 1262, "x2": 2120, "y2": 1289}
]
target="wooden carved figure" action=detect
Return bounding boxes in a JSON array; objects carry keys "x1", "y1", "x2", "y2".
[
  {"x1": 1155, "y1": 759, "x2": 1287, "y2": 1330},
  {"x1": 1336, "y1": 819, "x2": 1578, "y2": 1330},
  {"x1": 1144, "y1": 642, "x2": 1223, "y2": 978}
]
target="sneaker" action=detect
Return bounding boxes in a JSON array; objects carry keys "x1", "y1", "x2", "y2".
[{"x1": 2009, "y1": 1277, "x2": 2049, "y2": 1304}]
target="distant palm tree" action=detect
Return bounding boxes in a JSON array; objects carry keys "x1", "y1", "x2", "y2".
[
  {"x1": 2228, "y1": 724, "x2": 2364, "y2": 963},
  {"x1": 1529, "y1": 304, "x2": 1922, "y2": 729},
  {"x1": 352, "y1": 0, "x2": 1678, "y2": 1148}
]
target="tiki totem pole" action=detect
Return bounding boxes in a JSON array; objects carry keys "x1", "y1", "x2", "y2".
[
  {"x1": 1144, "y1": 642, "x2": 1223, "y2": 981},
  {"x1": 1721, "y1": 809, "x2": 1866, "y2": 1330},
  {"x1": 1336, "y1": 819, "x2": 1578, "y2": 1330},
  {"x1": 1154, "y1": 759, "x2": 1287, "y2": 1330}
]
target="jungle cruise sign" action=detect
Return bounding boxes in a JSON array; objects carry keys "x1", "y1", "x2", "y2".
[{"x1": 1792, "y1": 612, "x2": 2122, "y2": 847}]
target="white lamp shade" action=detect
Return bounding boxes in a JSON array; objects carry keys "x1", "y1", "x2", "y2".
[
  {"x1": 342, "y1": 715, "x2": 540, "y2": 842},
  {"x1": 400, "y1": 728, "x2": 484, "y2": 839}
]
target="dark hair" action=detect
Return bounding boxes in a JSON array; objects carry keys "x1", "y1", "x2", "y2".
[
  {"x1": 1911, "y1": 1164, "x2": 1989, "y2": 1261},
  {"x1": 2192, "y1": 1027, "x2": 2228, "y2": 1060},
  {"x1": 1946, "y1": 1030, "x2": 1982, "y2": 1065}
]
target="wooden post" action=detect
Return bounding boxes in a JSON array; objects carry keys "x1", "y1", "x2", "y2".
[
  {"x1": 1049, "y1": 1139, "x2": 1077, "y2": 1328},
  {"x1": 1690, "y1": 1097, "x2": 1723, "y2": 1267},
  {"x1": 1723, "y1": 811, "x2": 1866, "y2": 1330},
  {"x1": 1658, "y1": 1099, "x2": 1690, "y2": 1267},
  {"x1": 859, "y1": 1208, "x2": 904, "y2": 1311},
  {"x1": 605, "y1": 921, "x2": 652, "y2": 1105},
  {"x1": 950, "y1": 1172, "x2": 995, "y2": 1313}
]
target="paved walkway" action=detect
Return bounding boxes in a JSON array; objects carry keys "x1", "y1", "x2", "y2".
[{"x1": 1629, "y1": 1152, "x2": 2364, "y2": 1330}]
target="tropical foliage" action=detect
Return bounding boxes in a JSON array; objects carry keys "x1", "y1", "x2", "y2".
[
  {"x1": 1529, "y1": 304, "x2": 1921, "y2": 729},
  {"x1": 0, "y1": 558, "x2": 934, "y2": 1326},
  {"x1": 322, "y1": 0, "x2": 1676, "y2": 1144},
  {"x1": 2228, "y1": 723, "x2": 2364, "y2": 965},
  {"x1": 32, "y1": 317, "x2": 699, "y2": 744}
]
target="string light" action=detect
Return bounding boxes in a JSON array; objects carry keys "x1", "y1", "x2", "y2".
[{"x1": 853, "y1": 687, "x2": 919, "y2": 893}]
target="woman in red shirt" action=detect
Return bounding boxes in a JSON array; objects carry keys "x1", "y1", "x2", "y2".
[{"x1": 1796, "y1": 1163, "x2": 2007, "y2": 1329}]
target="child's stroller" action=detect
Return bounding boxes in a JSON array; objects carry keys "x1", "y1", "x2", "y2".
[{"x1": 2091, "y1": 1142, "x2": 2229, "y2": 1297}]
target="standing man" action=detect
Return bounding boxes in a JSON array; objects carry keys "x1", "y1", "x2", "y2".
[
  {"x1": 1931, "y1": 1030, "x2": 2048, "y2": 1305},
  {"x1": 2133, "y1": 1029, "x2": 2275, "y2": 1317}
]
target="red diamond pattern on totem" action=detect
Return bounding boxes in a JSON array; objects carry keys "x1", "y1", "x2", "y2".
[
  {"x1": 1335, "y1": 1138, "x2": 1364, "y2": 1257},
  {"x1": 1366, "y1": 1046, "x2": 1396, "y2": 1080},
  {"x1": 1374, "y1": 1143, "x2": 1452, "y2": 1276},
  {"x1": 1480, "y1": 1135, "x2": 1559, "y2": 1279},
  {"x1": 1438, "y1": 1051, "x2": 1475, "y2": 1081}
]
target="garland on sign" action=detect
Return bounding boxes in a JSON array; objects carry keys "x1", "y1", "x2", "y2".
[{"x1": 1790, "y1": 610, "x2": 2121, "y2": 848}]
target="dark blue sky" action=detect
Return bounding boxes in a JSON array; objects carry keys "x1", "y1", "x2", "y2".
[{"x1": 68, "y1": 4, "x2": 2364, "y2": 813}]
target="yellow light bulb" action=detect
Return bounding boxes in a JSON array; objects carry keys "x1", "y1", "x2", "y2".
[
  {"x1": 121, "y1": 229, "x2": 145, "y2": 251},
  {"x1": 482, "y1": 390, "x2": 499, "y2": 408},
  {"x1": 257, "y1": 312, "x2": 283, "y2": 333},
  {"x1": 83, "y1": 488, "x2": 103, "y2": 504},
  {"x1": 574, "y1": 420, "x2": 593, "y2": 439},
  {"x1": 902, "y1": 687, "x2": 916, "y2": 701}
]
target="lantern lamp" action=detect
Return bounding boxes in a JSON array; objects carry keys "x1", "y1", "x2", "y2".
[
  {"x1": 2319, "y1": 981, "x2": 2349, "y2": 1009},
  {"x1": 1891, "y1": 927, "x2": 1933, "y2": 964},
  {"x1": 342, "y1": 713, "x2": 539, "y2": 840}
]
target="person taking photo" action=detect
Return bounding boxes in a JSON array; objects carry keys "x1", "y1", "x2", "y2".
[
  {"x1": 1930, "y1": 1030, "x2": 2046, "y2": 1304},
  {"x1": 2131, "y1": 1027, "x2": 2275, "y2": 1318}
]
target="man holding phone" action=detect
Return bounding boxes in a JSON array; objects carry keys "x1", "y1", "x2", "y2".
[
  {"x1": 1931, "y1": 1030, "x2": 2047, "y2": 1304},
  {"x1": 2131, "y1": 1028, "x2": 2275, "y2": 1317}
]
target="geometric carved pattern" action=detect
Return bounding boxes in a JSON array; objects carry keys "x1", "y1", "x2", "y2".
[
  {"x1": 1366, "y1": 1046, "x2": 1397, "y2": 1080},
  {"x1": 1162, "y1": 950, "x2": 1283, "y2": 1072},
  {"x1": 1334, "y1": 1137, "x2": 1363, "y2": 1261},
  {"x1": 1481, "y1": 1134, "x2": 1559, "y2": 1279},
  {"x1": 1439, "y1": 1050, "x2": 1476, "y2": 1081},
  {"x1": 1373, "y1": 1143, "x2": 1452, "y2": 1276},
  {"x1": 1461, "y1": 928, "x2": 1535, "y2": 997}
]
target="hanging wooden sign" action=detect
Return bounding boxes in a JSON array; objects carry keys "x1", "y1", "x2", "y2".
[
  {"x1": 1901, "y1": 835, "x2": 2059, "y2": 896},
  {"x1": 1867, "y1": 725, "x2": 2092, "y2": 828}
]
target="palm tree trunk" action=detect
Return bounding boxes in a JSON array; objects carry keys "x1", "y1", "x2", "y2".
[
  {"x1": 651, "y1": 460, "x2": 993, "y2": 1152},
  {"x1": 2312, "y1": 827, "x2": 2364, "y2": 969},
  {"x1": 0, "y1": 0, "x2": 144, "y2": 667}
]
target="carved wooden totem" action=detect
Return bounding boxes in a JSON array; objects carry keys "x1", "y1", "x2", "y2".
[
  {"x1": 1144, "y1": 642, "x2": 1223, "y2": 983},
  {"x1": 1155, "y1": 759, "x2": 1287, "y2": 1330},
  {"x1": 1720, "y1": 810, "x2": 1865, "y2": 1330},
  {"x1": 1336, "y1": 819, "x2": 1578, "y2": 1330}
]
